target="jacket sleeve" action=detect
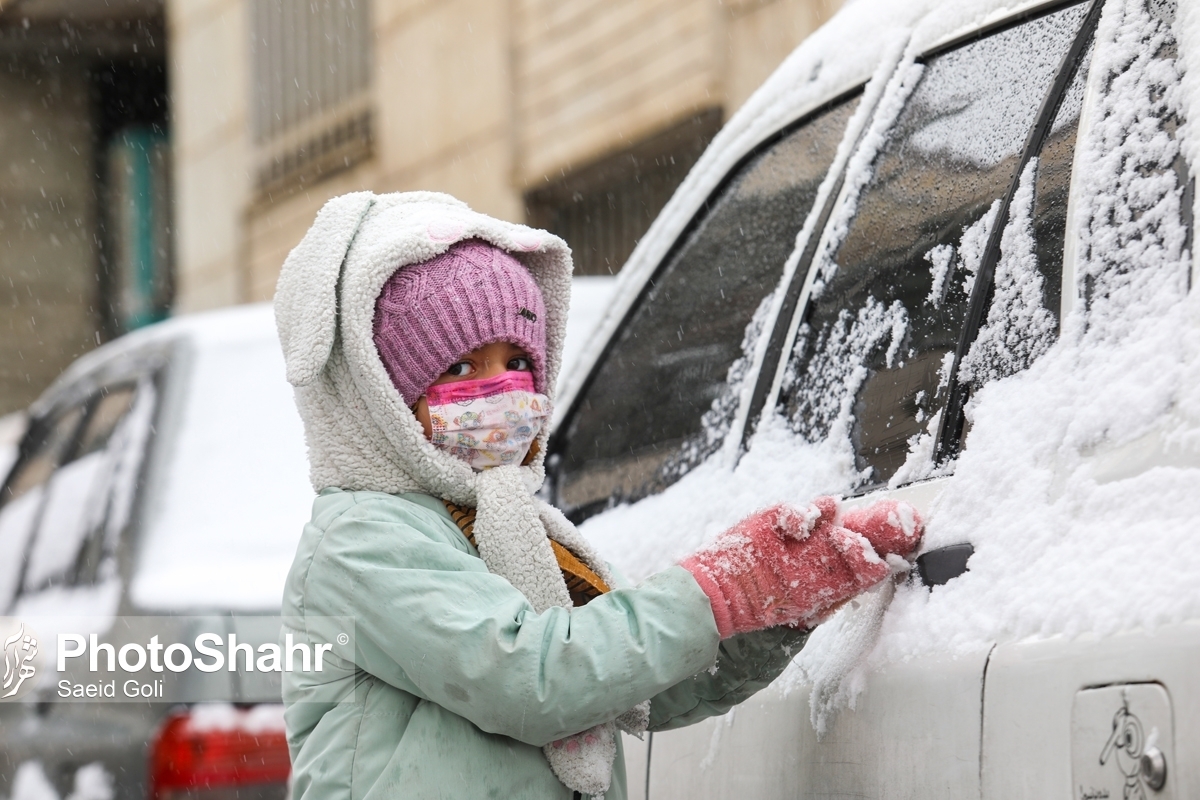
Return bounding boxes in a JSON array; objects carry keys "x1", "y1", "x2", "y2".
[
  {"x1": 646, "y1": 625, "x2": 808, "y2": 732},
  {"x1": 295, "y1": 496, "x2": 722, "y2": 747}
]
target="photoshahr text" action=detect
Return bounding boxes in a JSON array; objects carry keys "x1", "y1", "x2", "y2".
[{"x1": 57, "y1": 633, "x2": 332, "y2": 673}]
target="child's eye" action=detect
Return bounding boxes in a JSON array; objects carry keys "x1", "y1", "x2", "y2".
[
  {"x1": 508, "y1": 357, "x2": 531, "y2": 372},
  {"x1": 445, "y1": 362, "x2": 473, "y2": 377}
]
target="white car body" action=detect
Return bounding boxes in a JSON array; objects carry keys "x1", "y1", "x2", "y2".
[{"x1": 547, "y1": 0, "x2": 1200, "y2": 797}]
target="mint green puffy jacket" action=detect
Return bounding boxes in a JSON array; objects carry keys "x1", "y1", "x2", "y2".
[{"x1": 281, "y1": 489, "x2": 806, "y2": 799}]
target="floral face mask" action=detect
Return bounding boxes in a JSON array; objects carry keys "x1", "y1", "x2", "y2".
[{"x1": 425, "y1": 371, "x2": 551, "y2": 471}]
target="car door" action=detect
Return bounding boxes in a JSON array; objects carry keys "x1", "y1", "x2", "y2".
[
  {"x1": 976, "y1": 1, "x2": 1198, "y2": 797},
  {"x1": 649, "y1": 0, "x2": 1200, "y2": 796},
  {"x1": 544, "y1": 0, "x2": 1106, "y2": 796},
  {"x1": 546, "y1": 89, "x2": 868, "y2": 797}
]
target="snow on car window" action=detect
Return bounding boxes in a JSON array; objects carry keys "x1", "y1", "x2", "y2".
[
  {"x1": 22, "y1": 453, "x2": 107, "y2": 591},
  {"x1": 553, "y1": 94, "x2": 860, "y2": 521},
  {"x1": 1077, "y1": 0, "x2": 1190, "y2": 327},
  {"x1": 20, "y1": 384, "x2": 146, "y2": 594},
  {"x1": 0, "y1": 488, "x2": 42, "y2": 611},
  {"x1": 133, "y1": 312, "x2": 312, "y2": 611},
  {"x1": 907, "y1": 3, "x2": 1090, "y2": 168},
  {"x1": 958, "y1": 160, "x2": 1058, "y2": 385},
  {"x1": 1029, "y1": 36, "x2": 1096, "y2": 324},
  {"x1": 656, "y1": 288, "x2": 777, "y2": 487},
  {"x1": 867, "y1": 0, "x2": 1197, "y2": 670},
  {"x1": 778, "y1": 2, "x2": 1089, "y2": 490}
]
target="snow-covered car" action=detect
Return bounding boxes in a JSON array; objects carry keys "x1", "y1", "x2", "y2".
[
  {"x1": 0, "y1": 275, "x2": 618, "y2": 799},
  {"x1": 0, "y1": 306, "x2": 310, "y2": 799},
  {"x1": 548, "y1": 0, "x2": 1200, "y2": 797}
]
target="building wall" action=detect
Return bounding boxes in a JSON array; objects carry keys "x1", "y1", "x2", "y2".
[
  {"x1": 0, "y1": 60, "x2": 99, "y2": 415},
  {"x1": 170, "y1": 0, "x2": 841, "y2": 311},
  {"x1": 168, "y1": 0, "x2": 250, "y2": 312},
  {"x1": 514, "y1": 0, "x2": 718, "y2": 185}
]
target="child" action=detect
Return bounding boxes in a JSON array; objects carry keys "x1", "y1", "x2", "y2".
[{"x1": 274, "y1": 191, "x2": 921, "y2": 799}]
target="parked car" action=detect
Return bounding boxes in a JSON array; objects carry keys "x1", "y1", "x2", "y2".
[
  {"x1": 5, "y1": 0, "x2": 1198, "y2": 797},
  {"x1": 0, "y1": 306, "x2": 309, "y2": 799},
  {"x1": 546, "y1": 0, "x2": 1199, "y2": 797}
]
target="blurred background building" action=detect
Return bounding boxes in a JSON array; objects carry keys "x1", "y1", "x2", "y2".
[{"x1": 0, "y1": 0, "x2": 841, "y2": 417}]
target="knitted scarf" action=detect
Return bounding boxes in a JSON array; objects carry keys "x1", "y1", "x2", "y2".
[{"x1": 444, "y1": 500, "x2": 612, "y2": 605}]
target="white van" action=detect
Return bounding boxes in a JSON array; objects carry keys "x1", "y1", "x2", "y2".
[{"x1": 547, "y1": 0, "x2": 1200, "y2": 797}]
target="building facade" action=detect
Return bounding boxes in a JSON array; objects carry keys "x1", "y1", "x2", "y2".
[
  {"x1": 0, "y1": 0, "x2": 168, "y2": 417},
  {"x1": 0, "y1": 0, "x2": 839, "y2": 416},
  {"x1": 171, "y1": 0, "x2": 841, "y2": 310}
]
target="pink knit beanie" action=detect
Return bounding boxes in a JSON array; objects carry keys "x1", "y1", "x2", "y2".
[{"x1": 373, "y1": 239, "x2": 547, "y2": 406}]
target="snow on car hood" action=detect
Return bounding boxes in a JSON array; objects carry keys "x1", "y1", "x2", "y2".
[
  {"x1": 131, "y1": 305, "x2": 314, "y2": 611},
  {"x1": 580, "y1": 0, "x2": 1200, "y2": 678}
]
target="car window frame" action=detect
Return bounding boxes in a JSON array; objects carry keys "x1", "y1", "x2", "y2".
[
  {"x1": 933, "y1": 0, "x2": 1105, "y2": 463},
  {"x1": 545, "y1": 83, "x2": 875, "y2": 514},
  {"x1": 5, "y1": 370, "x2": 163, "y2": 603},
  {"x1": 743, "y1": 0, "x2": 1107, "y2": 487}
]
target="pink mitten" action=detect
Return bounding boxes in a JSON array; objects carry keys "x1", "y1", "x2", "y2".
[
  {"x1": 680, "y1": 498, "x2": 890, "y2": 639},
  {"x1": 840, "y1": 499, "x2": 924, "y2": 558}
]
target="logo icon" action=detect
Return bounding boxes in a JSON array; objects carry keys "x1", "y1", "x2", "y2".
[
  {"x1": 2, "y1": 623, "x2": 38, "y2": 700},
  {"x1": 1099, "y1": 702, "x2": 1167, "y2": 800}
]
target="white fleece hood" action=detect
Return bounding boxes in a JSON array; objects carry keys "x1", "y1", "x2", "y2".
[
  {"x1": 274, "y1": 191, "x2": 643, "y2": 797},
  {"x1": 274, "y1": 191, "x2": 571, "y2": 500}
]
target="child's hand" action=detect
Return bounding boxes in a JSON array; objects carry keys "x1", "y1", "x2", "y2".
[
  {"x1": 840, "y1": 499, "x2": 924, "y2": 559},
  {"x1": 680, "y1": 497, "x2": 913, "y2": 639}
]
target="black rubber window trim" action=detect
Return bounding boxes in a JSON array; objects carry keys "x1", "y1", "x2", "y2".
[{"x1": 934, "y1": 0, "x2": 1105, "y2": 463}]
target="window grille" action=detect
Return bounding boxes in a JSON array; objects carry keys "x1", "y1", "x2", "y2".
[{"x1": 251, "y1": 0, "x2": 372, "y2": 199}]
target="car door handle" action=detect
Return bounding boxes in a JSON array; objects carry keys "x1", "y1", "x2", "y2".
[{"x1": 916, "y1": 543, "x2": 974, "y2": 587}]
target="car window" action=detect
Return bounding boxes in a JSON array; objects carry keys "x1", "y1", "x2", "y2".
[
  {"x1": 2, "y1": 405, "x2": 86, "y2": 503},
  {"x1": 953, "y1": 38, "x2": 1095, "y2": 390},
  {"x1": 0, "y1": 405, "x2": 86, "y2": 610},
  {"x1": 1076, "y1": 0, "x2": 1193, "y2": 309},
  {"x1": 776, "y1": 1, "x2": 1091, "y2": 491},
  {"x1": 551, "y1": 93, "x2": 861, "y2": 520},
  {"x1": 1, "y1": 382, "x2": 154, "y2": 604},
  {"x1": 22, "y1": 384, "x2": 145, "y2": 593}
]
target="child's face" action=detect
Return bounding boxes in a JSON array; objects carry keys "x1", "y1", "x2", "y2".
[{"x1": 413, "y1": 341, "x2": 533, "y2": 439}]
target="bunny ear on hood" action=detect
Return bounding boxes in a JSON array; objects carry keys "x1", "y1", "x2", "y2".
[{"x1": 275, "y1": 191, "x2": 376, "y2": 387}]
